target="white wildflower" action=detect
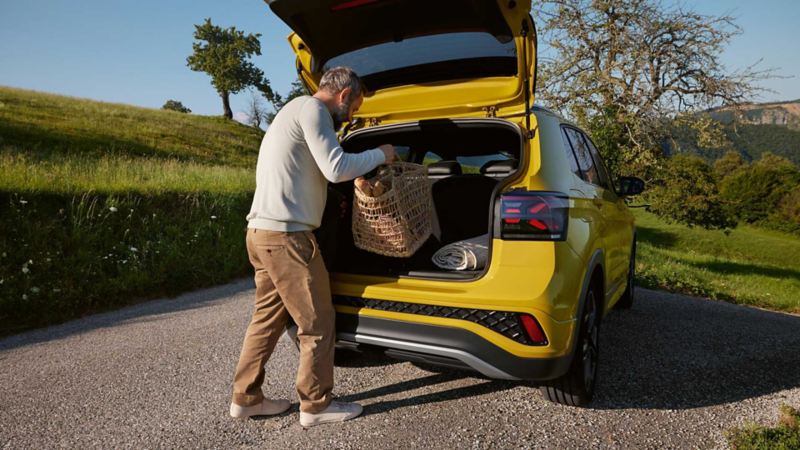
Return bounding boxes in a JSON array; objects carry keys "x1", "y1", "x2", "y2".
[
  {"x1": 22, "y1": 294, "x2": 27, "y2": 300},
  {"x1": 30, "y1": 287, "x2": 40, "y2": 294},
  {"x1": 210, "y1": 215, "x2": 217, "y2": 220},
  {"x1": 19, "y1": 200, "x2": 28, "y2": 205},
  {"x1": 21, "y1": 266, "x2": 30, "y2": 274},
  {"x1": 130, "y1": 247, "x2": 138, "y2": 253},
  {"x1": 121, "y1": 260, "x2": 128, "y2": 264},
  {"x1": 53, "y1": 288, "x2": 61, "y2": 293},
  {"x1": 109, "y1": 206, "x2": 118, "y2": 212}
]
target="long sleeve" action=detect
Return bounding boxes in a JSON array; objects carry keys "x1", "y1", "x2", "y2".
[{"x1": 298, "y1": 99, "x2": 386, "y2": 183}]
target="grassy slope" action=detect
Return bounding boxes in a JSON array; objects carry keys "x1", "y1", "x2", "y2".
[
  {"x1": 0, "y1": 86, "x2": 262, "y2": 193},
  {"x1": 634, "y1": 209, "x2": 800, "y2": 313}
]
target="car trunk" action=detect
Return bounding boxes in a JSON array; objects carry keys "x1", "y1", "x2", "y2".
[{"x1": 314, "y1": 119, "x2": 525, "y2": 280}]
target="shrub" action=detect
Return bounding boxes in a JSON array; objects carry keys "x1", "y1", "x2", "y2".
[
  {"x1": 645, "y1": 155, "x2": 737, "y2": 230},
  {"x1": 720, "y1": 162, "x2": 799, "y2": 224},
  {"x1": 0, "y1": 191, "x2": 251, "y2": 334},
  {"x1": 162, "y1": 99, "x2": 191, "y2": 113},
  {"x1": 713, "y1": 150, "x2": 747, "y2": 179}
]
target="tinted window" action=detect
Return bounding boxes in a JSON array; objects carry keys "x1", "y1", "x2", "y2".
[
  {"x1": 559, "y1": 129, "x2": 581, "y2": 177},
  {"x1": 584, "y1": 137, "x2": 613, "y2": 190},
  {"x1": 323, "y1": 32, "x2": 517, "y2": 90},
  {"x1": 564, "y1": 128, "x2": 601, "y2": 186}
]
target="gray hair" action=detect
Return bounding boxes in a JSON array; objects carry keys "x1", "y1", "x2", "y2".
[{"x1": 319, "y1": 66, "x2": 365, "y2": 99}]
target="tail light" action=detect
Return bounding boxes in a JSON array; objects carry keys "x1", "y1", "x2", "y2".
[
  {"x1": 499, "y1": 192, "x2": 569, "y2": 241},
  {"x1": 519, "y1": 313, "x2": 548, "y2": 345}
]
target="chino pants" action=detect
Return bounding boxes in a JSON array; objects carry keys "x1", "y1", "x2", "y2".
[{"x1": 231, "y1": 228, "x2": 334, "y2": 414}]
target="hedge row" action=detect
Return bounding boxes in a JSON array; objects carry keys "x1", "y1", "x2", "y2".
[{"x1": 0, "y1": 191, "x2": 252, "y2": 335}]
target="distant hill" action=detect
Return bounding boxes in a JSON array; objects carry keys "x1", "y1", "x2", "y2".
[
  {"x1": 673, "y1": 100, "x2": 800, "y2": 166},
  {"x1": 705, "y1": 100, "x2": 800, "y2": 130}
]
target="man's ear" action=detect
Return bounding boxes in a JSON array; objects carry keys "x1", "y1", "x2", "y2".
[{"x1": 338, "y1": 87, "x2": 352, "y2": 103}]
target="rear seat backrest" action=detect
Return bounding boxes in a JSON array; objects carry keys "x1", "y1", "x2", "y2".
[
  {"x1": 427, "y1": 160, "x2": 462, "y2": 180},
  {"x1": 480, "y1": 159, "x2": 518, "y2": 178}
]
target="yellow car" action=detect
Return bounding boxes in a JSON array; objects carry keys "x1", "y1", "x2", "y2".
[{"x1": 269, "y1": 0, "x2": 645, "y2": 406}]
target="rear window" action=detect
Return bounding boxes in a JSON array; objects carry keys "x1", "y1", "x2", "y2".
[{"x1": 323, "y1": 32, "x2": 518, "y2": 91}]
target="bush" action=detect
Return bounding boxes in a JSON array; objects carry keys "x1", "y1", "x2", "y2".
[
  {"x1": 713, "y1": 150, "x2": 747, "y2": 179},
  {"x1": 720, "y1": 164, "x2": 799, "y2": 224},
  {"x1": 727, "y1": 405, "x2": 800, "y2": 450},
  {"x1": 0, "y1": 191, "x2": 251, "y2": 335},
  {"x1": 645, "y1": 155, "x2": 737, "y2": 230},
  {"x1": 162, "y1": 99, "x2": 191, "y2": 113}
]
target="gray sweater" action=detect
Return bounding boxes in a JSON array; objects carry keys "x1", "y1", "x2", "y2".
[{"x1": 246, "y1": 96, "x2": 385, "y2": 232}]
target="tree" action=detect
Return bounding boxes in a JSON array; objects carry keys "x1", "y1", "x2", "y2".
[
  {"x1": 161, "y1": 99, "x2": 191, "y2": 113},
  {"x1": 245, "y1": 90, "x2": 269, "y2": 129},
  {"x1": 646, "y1": 155, "x2": 737, "y2": 230},
  {"x1": 535, "y1": 0, "x2": 770, "y2": 177},
  {"x1": 186, "y1": 18, "x2": 279, "y2": 119},
  {"x1": 713, "y1": 151, "x2": 746, "y2": 179}
]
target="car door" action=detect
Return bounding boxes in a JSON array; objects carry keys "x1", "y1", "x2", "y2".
[{"x1": 582, "y1": 135, "x2": 633, "y2": 300}]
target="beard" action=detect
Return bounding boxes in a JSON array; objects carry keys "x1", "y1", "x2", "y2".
[{"x1": 332, "y1": 99, "x2": 351, "y2": 131}]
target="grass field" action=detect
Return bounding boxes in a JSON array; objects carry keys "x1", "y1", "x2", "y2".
[
  {"x1": 635, "y1": 209, "x2": 800, "y2": 313},
  {"x1": 0, "y1": 86, "x2": 263, "y2": 334}
]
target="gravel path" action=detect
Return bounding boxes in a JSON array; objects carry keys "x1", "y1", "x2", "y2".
[{"x1": 1, "y1": 281, "x2": 798, "y2": 449}]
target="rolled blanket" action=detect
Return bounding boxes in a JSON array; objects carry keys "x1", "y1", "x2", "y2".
[{"x1": 431, "y1": 234, "x2": 490, "y2": 271}]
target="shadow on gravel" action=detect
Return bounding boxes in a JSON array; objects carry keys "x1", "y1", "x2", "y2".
[
  {"x1": 591, "y1": 289, "x2": 800, "y2": 410},
  {"x1": 0, "y1": 279, "x2": 254, "y2": 352},
  {"x1": 336, "y1": 372, "x2": 519, "y2": 417}
]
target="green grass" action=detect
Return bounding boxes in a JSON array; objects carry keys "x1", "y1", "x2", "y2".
[
  {"x1": 727, "y1": 405, "x2": 800, "y2": 449},
  {"x1": 0, "y1": 86, "x2": 262, "y2": 334},
  {"x1": 635, "y1": 209, "x2": 800, "y2": 313},
  {"x1": 0, "y1": 86, "x2": 262, "y2": 169}
]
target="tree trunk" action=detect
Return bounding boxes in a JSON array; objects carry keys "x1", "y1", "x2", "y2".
[{"x1": 221, "y1": 91, "x2": 233, "y2": 120}]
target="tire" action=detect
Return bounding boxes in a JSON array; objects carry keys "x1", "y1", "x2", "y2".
[
  {"x1": 540, "y1": 286, "x2": 600, "y2": 406},
  {"x1": 615, "y1": 236, "x2": 636, "y2": 309}
]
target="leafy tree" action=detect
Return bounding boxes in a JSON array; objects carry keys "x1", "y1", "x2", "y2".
[
  {"x1": 186, "y1": 18, "x2": 279, "y2": 119},
  {"x1": 161, "y1": 99, "x2": 191, "y2": 113},
  {"x1": 713, "y1": 151, "x2": 746, "y2": 179},
  {"x1": 720, "y1": 162, "x2": 799, "y2": 224},
  {"x1": 646, "y1": 155, "x2": 737, "y2": 230},
  {"x1": 535, "y1": 0, "x2": 770, "y2": 177}
]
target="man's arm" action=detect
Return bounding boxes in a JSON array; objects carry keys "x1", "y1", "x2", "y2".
[{"x1": 299, "y1": 100, "x2": 386, "y2": 183}]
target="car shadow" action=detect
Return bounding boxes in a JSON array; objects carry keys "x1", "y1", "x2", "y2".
[
  {"x1": 590, "y1": 288, "x2": 800, "y2": 410},
  {"x1": 333, "y1": 288, "x2": 800, "y2": 413}
]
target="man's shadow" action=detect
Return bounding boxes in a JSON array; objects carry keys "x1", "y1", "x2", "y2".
[{"x1": 330, "y1": 289, "x2": 800, "y2": 414}]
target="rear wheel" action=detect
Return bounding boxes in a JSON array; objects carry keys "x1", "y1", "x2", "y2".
[
  {"x1": 616, "y1": 236, "x2": 636, "y2": 309},
  {"x1": 540, "y1": 286, "x2": 600, "y2": 406}
]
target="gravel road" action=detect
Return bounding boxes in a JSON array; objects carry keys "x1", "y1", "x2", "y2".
[{"x1": 1, "y1": 281, "x2": 798, "y2": 449}]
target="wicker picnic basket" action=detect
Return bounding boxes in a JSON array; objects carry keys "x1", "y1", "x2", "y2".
[{"x1": 351, "y1": 162, "x2": 433, "y2": 257}]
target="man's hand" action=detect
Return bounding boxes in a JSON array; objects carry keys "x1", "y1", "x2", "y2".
[{"x1": 378, "y1": 144, "x2": 398, "y2": 163}]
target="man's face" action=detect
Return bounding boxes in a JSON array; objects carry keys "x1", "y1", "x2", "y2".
[{"x1": 332, "y1": 88, "x2": 363, "y2": 130}]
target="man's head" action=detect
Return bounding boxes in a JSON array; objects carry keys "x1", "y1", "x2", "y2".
[{"x1": 316, "y1": 66, "x2": 365, "y2": 129}]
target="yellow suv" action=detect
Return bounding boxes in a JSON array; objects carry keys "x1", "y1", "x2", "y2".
[{"x1": 269, "y1": 0, "x2": 644, "y2": 406}]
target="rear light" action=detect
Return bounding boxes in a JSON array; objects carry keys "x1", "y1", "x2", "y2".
[
  {"x1": 331, "y1": 0, "x2": 378, "y2": 11},
  {"x1": 500, "y1": 191, "x2": 569, "y2": 240},
  {"x1": 519, "y1": 313, "x2": 548, "y2": 345}
]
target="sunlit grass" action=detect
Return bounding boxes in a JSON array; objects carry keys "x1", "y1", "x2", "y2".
[{"x1": 634, "y1": 209, "x2": 800, "y2": 312}]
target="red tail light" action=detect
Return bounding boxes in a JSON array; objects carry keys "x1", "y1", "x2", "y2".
[
  {"x1": 519, "y1": 314, "x2": 548, "y2": 345},
  {"x1": 500, "y1": 192, "x2": 569, "y2": 240}
]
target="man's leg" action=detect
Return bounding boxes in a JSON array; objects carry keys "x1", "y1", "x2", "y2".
[
  {"x1": 231, "y1": 229, "x2": 291, "y2": 408},
  {"x1": 265, "y1": 230, "x2": 335, "y2": 414}
]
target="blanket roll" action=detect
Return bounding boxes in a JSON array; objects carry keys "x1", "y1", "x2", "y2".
[{"x1": 431, "y1": 233, "x2": 490, "y2": 271}]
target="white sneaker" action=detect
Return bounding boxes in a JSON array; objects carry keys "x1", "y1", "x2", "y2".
[
  {"x1": 299, "y1": 401, "x2": 363, "y2": 427},
  {"x1": 230, "y1": 398, "x2": 291, "y2": 418}
]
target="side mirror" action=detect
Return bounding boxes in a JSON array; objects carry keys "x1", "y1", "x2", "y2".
[{"x1": 616, "y1": 176, "x2": 645, "y2": 197}]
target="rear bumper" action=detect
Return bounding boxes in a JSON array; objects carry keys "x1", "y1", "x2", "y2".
[{"x1": 335, "y1": 313, "x2": 572, "y2": 381}]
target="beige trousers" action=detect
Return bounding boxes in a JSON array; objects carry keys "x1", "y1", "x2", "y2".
[{"x1": 231, "y1": 229, "x2": 334, "y2": 413}]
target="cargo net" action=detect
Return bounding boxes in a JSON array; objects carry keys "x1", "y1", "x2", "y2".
[{"x1": 352, "y1": 162, "x2": 433, "y2": 258}]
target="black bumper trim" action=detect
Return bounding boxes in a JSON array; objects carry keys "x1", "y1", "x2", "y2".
[
  {"x1": 335, "y1": 313, "x2": 571, "y2": 381},
  {"x1": 333, "y1": 295, "x2": 543, "y2": 345}
]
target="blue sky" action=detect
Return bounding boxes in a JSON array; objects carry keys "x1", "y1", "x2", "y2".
[{"x1": 1, "y1": 0, "x2": 798, "y2": 119}]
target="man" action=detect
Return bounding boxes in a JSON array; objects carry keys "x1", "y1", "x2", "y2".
[{"x1": 229, "y1": 67, "x2": 396, "y2": 427}]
